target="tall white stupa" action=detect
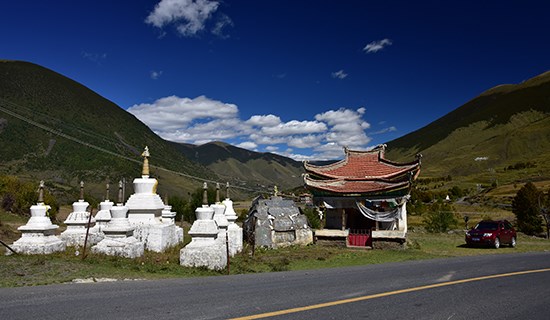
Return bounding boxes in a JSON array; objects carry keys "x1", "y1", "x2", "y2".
[
  {"x1": 222, "y1": 182, "x2": 243, "y2": 256},
  {"x1": 60, "y1": 181, "x2": 102, "y2": 247},
  {"x1": 92, "y1": 181, "x2": 144, "y2": 258},
  {"x1": 7, "y1": 181, "x2": 66, "y2": 255},
  {"x1": 125, "y1": 146, "x2": 181, "y2": 252}
]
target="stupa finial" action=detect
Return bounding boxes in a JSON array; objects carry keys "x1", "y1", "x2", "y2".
[
  {"x1": 215, "y1": 183, "x2": 220, "y2": 203},
  {"x1": 105, "y1": 183, "x2": 110, "y2": 201},
  {"x1": 38, "y1": 180, "x2": 45, "y2": 204},
  {"x1": 202, "y1": 182, "x2": 208, "y2": 206},
  {"x1": 80, "y1": 181, "x2": 84, "y2": 200},
  {"x1": 117, "y1": 180, "x2": 124, "y2": 204},
  {"x1": 226, "y1": 182, "x2": 230, "y2": 200},
  {"x1": 141, "y1": 146, "x2": 150, "y2": 177},
  {"x1": 274, "y1": 185, "x2": 278, "y2": 197}
]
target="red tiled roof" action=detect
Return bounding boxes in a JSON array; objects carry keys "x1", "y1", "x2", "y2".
[
  {"x1": 304, "y1": 174, "x2": 409, "y2": 195},
  {"x1": 304, "y1": 146, "x2": 420, "y2": 180}
]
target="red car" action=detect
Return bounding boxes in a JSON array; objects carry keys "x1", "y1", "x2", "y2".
[{"x1": 465, "y1": 220, "x2": 517, "y2": 249}]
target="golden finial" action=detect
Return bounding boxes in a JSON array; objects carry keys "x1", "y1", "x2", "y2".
[
  {"x1": 202, "y1": 182, "x2": 208, "y2": 206},
  {"x1": 141, "y1": 146, "x2": 150, "y2": 177}
]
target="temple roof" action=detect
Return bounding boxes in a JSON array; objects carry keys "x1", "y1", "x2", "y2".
[
  {"x1": 303, "y1": 145, "x2": 420, "y2": 181},
  {"x1": 303, "y1": 145, "x2": 421, "y2": 196},
  {"x1": 303, "y1": 174, "x2": 410, "y2": 197}
]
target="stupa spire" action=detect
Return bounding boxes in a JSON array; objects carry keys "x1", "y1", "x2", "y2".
[
  {"x1": 117, "y1": 180, "x2": 124, "y2": 205},
  {"x1": 202, "y1": 182, "x2": 208, "y2": 206},
  {"x1": 105, "y1": 183, "x2": 110, "y2": 201},
  {"x1": 215, "y1": 183, "x2": 220, "y2": 203},
  {"x1": 38, "y1": 180, "x2": 45, "y2": 204},
  {"x1": 141, "y1": 146, "x2": 150, "y2": 177},
  {"x1": 226, "y1": 182, "x2": 230, "y2": 200},
  {"x1": 79, "y1": 181, "x2": 84, "y2": 200}
]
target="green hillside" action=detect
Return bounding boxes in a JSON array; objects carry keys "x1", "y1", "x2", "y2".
[
  {"x1": 172, "y1": 141, "x2": 304, "y2": 191},
  {"x1": 386, "y1": 70, "x2": 550, "y2": 203},
  {"x1": 0, "y1": 60, "x2": 215, "y2": 200}
]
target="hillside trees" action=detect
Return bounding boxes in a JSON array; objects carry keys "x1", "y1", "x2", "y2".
[
  {"x1": 512, "y1": 182, "x2": 543, "y2": 235},
  {"x1": 0, "y1": 176, "x2": 59, "y2": 219}
]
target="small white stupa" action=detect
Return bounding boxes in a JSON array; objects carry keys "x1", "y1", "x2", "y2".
[
  {"x1": 92, "y1": 181, "x2": 144, "y2": 258},
  {"x1": 7, "y1": 181, "x2": 66, "y2": 255},
  {"x1": 211, "y1": 183, "x2": 229, "y2": 253},
  {"x1": 222, "y1": 182, "x2": 243, "y2": 256},
  {"x1": 93, "y1": 183, "x2": 113, "y2": 233},
  {"x1": 180, "y1": 183, "x2": 227, "y2": 270},
  {"x1": 60, "y1": 181, "x2": 102, "y2": 247},
  {"x1": 161, "y1": 195, "x2": 184, "y2": 243},
  {"x1": 125, "y1": 146, "x2": 181, "y2": 252}
]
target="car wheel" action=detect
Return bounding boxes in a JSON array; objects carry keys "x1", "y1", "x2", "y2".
[
  {"x1": 494, "y1": 237, "x2": 500, "y2": 249},
  {"x1": 510, "y1": 236, "x2": 517, "y2": 248}
]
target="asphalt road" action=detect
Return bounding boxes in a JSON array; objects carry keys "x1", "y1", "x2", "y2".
[{"x1": 0, "y1": 252, "x2": 549, "y2": 320}]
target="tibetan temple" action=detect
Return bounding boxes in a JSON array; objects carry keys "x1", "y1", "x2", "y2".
[{"x1": 304, "y1": 145, "x2": 421, "y2": 248}]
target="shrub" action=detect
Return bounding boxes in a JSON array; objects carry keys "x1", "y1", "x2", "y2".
[
  {"x1": 512, "y1": 182, "x2": 543, "y2": 235},
  {"x1": 423, "y1": 202, "x2": 457, "y2": 233}
]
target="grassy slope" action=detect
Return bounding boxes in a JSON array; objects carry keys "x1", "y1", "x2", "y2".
[{"x1": 0, "y1": 60, "x2": 215, "y2": 199}]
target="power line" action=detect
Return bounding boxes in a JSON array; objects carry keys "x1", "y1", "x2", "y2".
[{"x1": 0, "y1": 99, "x2": 271, "y2": 195}]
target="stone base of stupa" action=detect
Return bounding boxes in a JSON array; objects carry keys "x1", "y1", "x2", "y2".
[
  {"x1": 180, "y1": 241, "x2": 227, "y2": 270},
  {"x1": 228, "y1": 224, "x2": 243, "y2": 256},
  {"x1": 91, "y1": 236, "x2": 144, "y2": 259},
  {"x1": 60, "y1": 228, "x2": 103, "y2": 247},
  {"x1": 7, "y1": 230, "x2": 66, "y2": 255},
  {"x1": 131, "y1": 220, "x2": 181, "y2": 252}
]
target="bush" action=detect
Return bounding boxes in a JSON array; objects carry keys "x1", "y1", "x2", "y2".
[
  {"x1": 512, "y1": 182, "x2": 543, "y2": 235},
  {"x1": 301, "y1": 207, "x2": 321, "y2": 229},
  {"x1": 423, "y1": 202, "x2": 457, "y2": 233}
]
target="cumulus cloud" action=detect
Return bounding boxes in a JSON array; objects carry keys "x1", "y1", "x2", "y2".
[
  {"x1": 372, "y1": 126, "x2": 397, "y2": 135},
  {"x1": 212, "y1": 13, "x2": 233, "y2": 38},
  {"x1": 363, "y1": 38, "x2": 392, "y2": 53},
  {"x1": 129, "y1": 95, "x2": 375, "y2": 161},
  {"x1": 145, "y1": 0, "x2": 221, "y2": 37},
  {"x1": 331, "y1": 70, "x2": 348, "y2": 79}
]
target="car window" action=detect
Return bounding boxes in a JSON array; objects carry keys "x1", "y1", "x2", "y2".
[{"x1": 475, "y1": 222, "x2": 498, "y2": 230}]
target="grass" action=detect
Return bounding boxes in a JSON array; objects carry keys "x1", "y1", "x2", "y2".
[{"x1": 1, "y1": 230, "x2": 549, "y2": 288}]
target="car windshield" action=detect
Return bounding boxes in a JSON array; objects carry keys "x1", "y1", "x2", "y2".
[{"x1": 474, "y1": 222, "x2": 498, "y2": 230}]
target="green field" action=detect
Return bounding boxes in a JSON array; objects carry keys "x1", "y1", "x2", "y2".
[{"x1": 1, "y1": 228, "x2": 549, "y2": 288}]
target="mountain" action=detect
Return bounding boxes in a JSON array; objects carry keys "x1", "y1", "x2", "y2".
[
  {"x1": 386, "y1": 70, "x2": 550, "y2": 184},
  {"x1": 171, "y1": 141, "x2": 304, "y2": 191},
  {"x1": 0, "y1": 60, "x2": 216, "y2": 199}
]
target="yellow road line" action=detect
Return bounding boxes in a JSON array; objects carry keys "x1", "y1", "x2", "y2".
[{"x1": 230, "y1": 268, "x2": 550, "y2": 320}]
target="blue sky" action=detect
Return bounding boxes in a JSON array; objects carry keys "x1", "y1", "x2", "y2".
[{"x1": 2, "y1": 0, "x2": 550, "y2": 160}]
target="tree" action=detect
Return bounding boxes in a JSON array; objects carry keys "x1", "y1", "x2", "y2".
[
  {"x1": 512, "y1": 182, "x2": 543, "y2": 235},
  {"x1": 422, "y1": 201, "x2": 457, "y2": 233}
]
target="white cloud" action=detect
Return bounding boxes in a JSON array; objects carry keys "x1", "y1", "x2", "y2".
[
  {"x1": 212, "y1": 13, "x2": 233, "y2": 38},
  {"x1": 236, "y1": 141, "x2": 257, "y2": 150},
  {"x1": 372, "y1": 126, "x2": 397, "y2": 135},
  {"x1": 246, "y1": 114, "x2": 281, "y2": 127},
  {"x1": 150, "y1": 70, "x2": 163, "y2": 79},
  {"x1": 82, "y1": 52, "x2": 107, "y2": 64},
  {"x1": 331, "y1": 69, "x2": 348, "y2": 79},
  {"x1": 261, "y1": 120, "x2": 327, "y2": 136},
  {"x1": 145, "y1": 0, "x2": 220, "y2": 37},
  {"x1": 129, "y1": 96, "x2": 374, "y2": 161},
  {"x1": 127, "y1": 95, "x2": 238, "y2": 132},
  {"x1": 363, "y1": 38, "x2": 392, "y2": 53}
]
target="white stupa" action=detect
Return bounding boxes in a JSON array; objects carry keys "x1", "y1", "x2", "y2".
[
  {"x1": 124, "y1": 146, "x2": 181, "y2": 252},
  {"x1": 93, "y1": 183, "x2": 113, "y2": 233},
  {"x1": 180, "y1": 183, "x2": 227, "y2": 270},
  {"x1": 60, "y1": 181, "x2": 102, "y2": 247},
  {"x1": 7, "y1": 181, "x2": 66, "y2": 255},
  {"x1": 211, "y1": 183, "x2": 229, "y2": 254},
  {"x1": 222, "y1": 182, "x2": 243, "y2": 256},
  {"x1": 92, "y1": 181, "x2": 144, "y2": 258},
  {"x1": 161, "y1": 196, "x2": 184, "y2": 243}
]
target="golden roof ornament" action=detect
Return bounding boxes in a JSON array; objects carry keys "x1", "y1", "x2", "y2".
[
  {"x1": 274, "y1": 185, "x2": 278, "y2": 197},
  {"x1": 141, "y1": 146, "x2": 150, "y2": 177}
]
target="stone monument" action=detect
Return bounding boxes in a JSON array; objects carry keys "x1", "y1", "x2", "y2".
[
  {"x1": 180, "y1": 183, "x2": 227, "y2": 270},
  {"x1": 60, "y1": 181, "x2": 102, "y2": 247},
  {"x1": 7, "y1": 181, "x2": 66, "y2": 255},
  {"x1": 222, "y1": 182, "x2": 243, "y2": 256},
  {"x1": 161, "y1": 195, "x2": 184, "y2": 243},
  {"x1": 211, "y1": 183, "x2": 229, "y2": 253},
  {"x1": 125, "y1": 146, "x2": 181, "y2": 252},
  {"x1": 92, "y1": 181, "x2": 144, "y2": 258}
]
